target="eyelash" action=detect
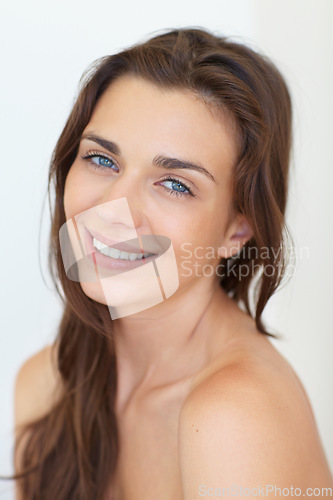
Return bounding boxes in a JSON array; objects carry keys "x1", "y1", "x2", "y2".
[
  {"x1": 159, "y1": 177, "x2": 194, "y2": 198},
  {"x1": 81, "y1": 151, "x2": 118, "y2": 172},
  {"x1": 80, "y1": 151, "x2": 195, "y2": 198}
]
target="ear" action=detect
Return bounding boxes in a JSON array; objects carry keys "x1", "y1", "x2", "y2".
[{"x1": 218, "y1": 214, "x2": 253, "y2": 259}]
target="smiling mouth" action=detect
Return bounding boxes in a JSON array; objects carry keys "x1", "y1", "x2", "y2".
[{"x1": 92, "y1": 236, "x2": 155, "y2": 261}]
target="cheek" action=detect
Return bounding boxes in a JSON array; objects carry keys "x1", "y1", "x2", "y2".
[
  {"x1": 63, "y1": 166, "x2": 79, "y2": 220},
  {"x1": 63, "y1": 164, "x2": 98, "y2": 220},
  {"x1": 159, "y1": 207, "x2": 225, "y2": 275},
  {"x1": 171, "y1": 204, "x2": 230, "y2": 279},
  {"x1": 159, "y1": 196, "x2": 228, "y2": 250}
]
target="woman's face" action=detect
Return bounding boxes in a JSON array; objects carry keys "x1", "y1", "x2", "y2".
[{"x1": 63, "y1": 75, "x2": 248, "y2": 314}]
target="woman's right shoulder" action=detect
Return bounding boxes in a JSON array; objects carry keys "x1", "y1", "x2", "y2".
[
  {"x1": 13, "y1": 342, "x2": 63, "y2": 498},
  {"x1": 14, "y1": 341, "x2": 62, "y2": 432}
]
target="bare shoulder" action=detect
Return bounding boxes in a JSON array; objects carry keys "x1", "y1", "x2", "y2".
[
  {"x1": 14, "y1": 341, "x2": 62, "y2": 431},
  {"x1": 178, "y1": 336, "x2": 333, "y2": 497},
  {"x1": 13, "y1": 342, "x2": 62, "y2": 497}
]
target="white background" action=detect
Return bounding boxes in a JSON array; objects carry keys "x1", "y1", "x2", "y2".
[{"x1": 0, "y1": 0, "x2": 332, "y2": 497}]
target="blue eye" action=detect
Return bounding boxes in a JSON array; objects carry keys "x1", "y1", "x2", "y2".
[
  {"x1": 93, "y1": 156, "x2": 114, "y2": 168},
  {"x1": 159, "y1": 177, "x2": 194, "y2": 198},
  {"x1": 81, "y1": 152, "x2": 118, "y2": 171},
  {"x1": 162, "y1": 179, "x2": 188, "y2": 193}
]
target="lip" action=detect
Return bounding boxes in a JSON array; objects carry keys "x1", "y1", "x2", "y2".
[{"x1": 83, "y1": 227, "x2": 157, "y2": 273}]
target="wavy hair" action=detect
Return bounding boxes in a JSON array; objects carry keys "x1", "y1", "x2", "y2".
[{"x1": 5, "y1": 27, "x2": 292, "y2": 499}]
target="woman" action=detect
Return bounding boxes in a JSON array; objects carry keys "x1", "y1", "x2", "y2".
[{"x1": 11, "y1": 27, "x2": 333, "y2": 499}]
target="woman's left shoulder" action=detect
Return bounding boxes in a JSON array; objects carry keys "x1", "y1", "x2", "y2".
[
  {"x1": 178, "y1": 335, "x2": 333, "y2": 494},
  {"x1": 180, "y1": 339, "x2": 313, "y2": 441},
  {"x1": 184, "y1": 334, "x2": 313, "y2": 420}
]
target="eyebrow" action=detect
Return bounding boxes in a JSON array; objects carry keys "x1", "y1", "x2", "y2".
[{"x1": 81, "y1": 134, "x2": 217, "y2": 183}]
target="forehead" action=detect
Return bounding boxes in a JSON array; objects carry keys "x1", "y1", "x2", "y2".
[{"x1": 84, "y1": 75, "x2": 238, "y2": 181}]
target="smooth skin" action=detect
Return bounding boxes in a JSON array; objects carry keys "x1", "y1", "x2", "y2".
[{"x1": 15, "y1": 75, "x2": 333, "y2": 499}]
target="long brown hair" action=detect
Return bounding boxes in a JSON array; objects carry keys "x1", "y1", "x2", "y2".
[{"x1": 6, "y1": 27, "x2": 293, "y2": 499}]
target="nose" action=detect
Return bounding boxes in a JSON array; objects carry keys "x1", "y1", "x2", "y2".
[{"x1": 94, "y1": 173, "x2": 145, "y2": 230}]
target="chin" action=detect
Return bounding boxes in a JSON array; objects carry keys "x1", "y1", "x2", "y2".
[
  {"x1": 79, "y1": 273, "x2": 166, "y2": 319},
  {"x1": 80, "y1": 281, "x2": 109, "y2": 306}
]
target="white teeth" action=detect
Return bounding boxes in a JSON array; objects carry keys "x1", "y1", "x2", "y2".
[
  {"x1": 93, "y1": 238, "x2": 108, "y2": 251},
  {"x1": 92, "y1": 237, "x2": 152, "y2": 261},
  {"x1": 108, "y1": 247, "x2": 121, "y2": 259}
]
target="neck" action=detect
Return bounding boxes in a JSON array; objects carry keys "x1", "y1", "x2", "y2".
[{"x1": 110, "y1": 277, "x2": 233, "y2": 410}]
